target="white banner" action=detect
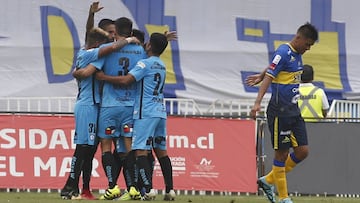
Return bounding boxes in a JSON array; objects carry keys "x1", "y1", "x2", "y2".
[{"x1": 0, "y1": 0, "x2": 359, "y2": 104}]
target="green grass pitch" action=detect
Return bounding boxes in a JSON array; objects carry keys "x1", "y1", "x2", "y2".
[{"x1": 0, "y1": 192, "x2": 359, "y2": 203}]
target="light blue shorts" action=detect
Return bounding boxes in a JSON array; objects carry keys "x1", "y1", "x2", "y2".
[
  {"x1": 98, "y1": 106, "x2": 134, "y2": 139},
  {"x1": 115, "y1": 136, "x2": 126, "y2": 153},
  {"x1": 132, "y1": 118, "x2": 167, "y2": 151},
  {"x1": 73, "y1": 104, "x2": 99, "y2": 145}
]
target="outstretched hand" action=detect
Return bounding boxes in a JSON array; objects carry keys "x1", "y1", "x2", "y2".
[
  {"x1": 90, "y1": 2, "x2": 104, "y2": 14},
  {"x1": 127, "y1": 36, "x2": 141, "y2": 45},
  {"x1": 164, "y1": 31, "x2": 178, "y2": 41},
  {"x1": 245, "y1": 73, "x2": 262, "y2": 86}
]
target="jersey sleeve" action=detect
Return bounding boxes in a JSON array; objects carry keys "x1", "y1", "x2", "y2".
[
  {"x1": 89, "y1": 43, "x2": 113, "y2": 70},
  {"x1": 90, "y1": 57, "x2": 105, "y2": 70},
  {"x1": 129, "y1": 60, "x2": 147, "y2": 82},
  {"x1": 266, "y1": 45, "x2": 289, "y2": 77},
  {"x1": 76, "y1": 48, "x2": 100, "y2": 68}
]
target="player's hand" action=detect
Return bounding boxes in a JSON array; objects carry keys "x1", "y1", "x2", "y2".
[
  {"x1": 72, "y1": 68, "x2": 81, "y2": 79},
  {"x1": 95, "y1": 71, "x2": 105, "y2": 80},
  {"x1": 164, "y1": 31, "x2": 177, "y2": 41},
  {"x1": 245, "y1": 74, "x2": 262, "y2": 86},
  {"x1": 250, "y1": 104, "x2": 261, "y2": 120},
  {"x1": 126, "y1": 36, "x2": 141, "y2": 44},
  {"x1": 90, "y1": 2, "x2": 104, "y2": 14}
]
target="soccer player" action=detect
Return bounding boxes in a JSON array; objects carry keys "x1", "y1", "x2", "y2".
[
  {"x1": 112, "y1": 28, "x2": 177, "y2": 200},
  {"x1": 95, "y1": 32, "x2": 175, "y2": 201},
  {"x1": 111, "y1": 29, "x2": 147, "y2": 201},
  {"x1": 60, "y1": 27, "x2": 137, "y2": 200},
  {"x1": 298, "y1": 64, "x2": 329, "y2": 122},
  {"x1": 84, "y1": 2, "x2": 129, "y2": 190},
  {"x1": 90, "y1": 17, "x2": 147, "y2": 200},
  {"x1": 248, "y1": 23, "x2": 318, "y2": 203},
  {"x1": 85, "y1": 1, "x2": 116, "y2": 42},
  {"x1": 85, "y1": 5, "x2": 151, "y2": 196}
]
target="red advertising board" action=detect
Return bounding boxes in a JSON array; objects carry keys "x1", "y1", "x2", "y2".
[{"x1": 0, "y1": 115, "x2": 257, "y2": 192}]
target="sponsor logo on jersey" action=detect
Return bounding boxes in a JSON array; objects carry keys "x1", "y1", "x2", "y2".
[
  {"x1": 137, "y1": 61, "x2": 146, "y2": 69},
  {"x1": 105, "y1": 126, "x2": 115, "y2": 135},
  {"x1": 269, "y1": 54, "x2": 281, "y2": 70},
  {"x1": 123, "y1": 124, "x2": 133, "y2": 133},
  {"x1": 281, "y1": 136, "x2": 290, "y2": 144}
]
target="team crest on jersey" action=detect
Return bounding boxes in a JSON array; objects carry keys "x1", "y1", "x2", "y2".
[
  {"x1": 123, "y1": 124, "x2": 133, "y2": 133},
  {"x1": 90, "y1": 133, "x2": 95, "y2": 141},
  {"x1": 105, "y1": 126, "x2": 115, "y2": 135},
  {"x1": 290, "y1": 56, "x2": 295, "y2": 62}
]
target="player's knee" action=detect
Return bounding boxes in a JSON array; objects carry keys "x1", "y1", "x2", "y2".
[
  {"x1": 154, "y1": 148, "x2": 167, "y2": 158},
  {"x1": 294, "y1": 146, "x2": 309, "y2": 160}
]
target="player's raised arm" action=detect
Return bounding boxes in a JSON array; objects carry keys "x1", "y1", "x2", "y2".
[
  {"x1": 86, "y1": 2, "x2": 104, "y2": 34},
  {"x1": 85, "y1": 1, "x2": 104, "y2": 43},
  {"x1": 164, "y1": 31, "x2": 177, "y2": 41}
]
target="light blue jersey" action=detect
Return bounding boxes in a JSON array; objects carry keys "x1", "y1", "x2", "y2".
[
  {"x1": 75, "y1": 48, "x2": 101, "y2": 105},
  {"x1": 130, "y1": 56, "x2": 167, "y2": 151},
  {"x1": 130, "y1": 56, "x2": 167, "y2": 119},
  {"x1": 73, "y1": 47, "x2": 103, "y2": 145},
  {"x1": 92, "y1": 43, "x2": 146, "y2": 107}
]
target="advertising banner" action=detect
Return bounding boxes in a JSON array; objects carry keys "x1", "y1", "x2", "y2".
[{"x1": 0, "y1": 115, "x2": 257, "y2": 192}]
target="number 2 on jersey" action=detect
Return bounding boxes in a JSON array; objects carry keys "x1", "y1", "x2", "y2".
[{"x1": 153, "y1": 73, "x2": 164, "y2": 95}]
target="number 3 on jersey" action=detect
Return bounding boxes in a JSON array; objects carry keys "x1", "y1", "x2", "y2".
[{"x1": 113, "y1": 57, "x2": 129, "y2": 89}]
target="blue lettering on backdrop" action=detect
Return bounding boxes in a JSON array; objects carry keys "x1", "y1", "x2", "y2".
[
  {"x1": 237, "y1": 0, "x2": 349, "y2": 101},
  {"x1": 40, "y1": 1, "x2": 183, "y2": 99},
  {"x1": 41, "y1": 6, "x2": 80, "y2": 83},
  {"x1": 122, "y1": 0, "x2": 184, "y2": 98}
]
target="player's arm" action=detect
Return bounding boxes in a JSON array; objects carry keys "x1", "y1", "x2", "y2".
[
  {"x1": 73, "y1": 36, "x2": 140, "y2": 80},
  {"x1": 73, "y1": 64, "x2": 98, "y2": 79},
  {"x1": 321, "y1": 90, "x2": 330, "y2": 118},
  {"x1": 164, "y1": 31, "x2": 177, "y2": 41},
  {"x1": 86, "y1": 2, "x2": 104, "y2": 36},
  {"x1": 250, "y1": 74, "x2": 273, "y2": 119},
  {"x1": 246, "y1": 67, "x2": 267, "y2": 86},
  {"x1": 322, "y1": 109, "x2": 328, "y2": 118},
  {"x1": 97, "y1": 37, "x2": 139, "y2": 58},
  {"x1": 95, "y1": 71, "x2": 136, "y2": 86}
]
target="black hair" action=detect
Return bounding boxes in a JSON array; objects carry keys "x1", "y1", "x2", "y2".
[
  {"x1": 114, "y1": 17, "x2": 133, "y2": 37},
  {"x1": 98, "y1": 18, "x2": 114, "y2": 30},
  {"x1": 132, "y1": 29, "x2": 145, "y2": 44},
  {"x1": 301, "y1": 64, "x2": 314, "y2": 82},
  {"x1": 149, "y1": 33, "x2": 168, "y2": 56},
  {"x1": 297, "y1": 22, "x2": 319, "y2": 41}
]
